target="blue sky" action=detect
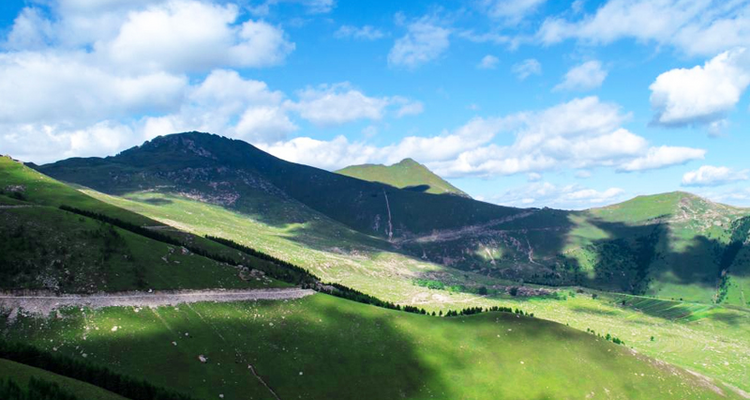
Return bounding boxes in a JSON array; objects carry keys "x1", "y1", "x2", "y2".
[{"x1": 0, "y1": 0, "x2": 749, "y2": 209}]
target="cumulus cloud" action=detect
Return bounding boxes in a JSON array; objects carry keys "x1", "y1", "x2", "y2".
[
  {"x1": 0, "y1": 52, "x2": 187, "y2": 125},
  {"x1": 388, "y1": 16, "x2": 450, "y2": 68},
  {"x1": 536, "y1": 0, "x2": 750, "y2": 56},
  {"x1": 104, "y1": 2, "x2": 294, "y2": 72},
  {"x1": 285, "y1": 83, "x2": 389, "y2": 126},
  {"x1": 334, "y1": 25, "x2": 385, "y2": 40},
  {"x1": 489, "y1": 182, "x2": 625, "y2": 209},
  {"x1": 617, "y1": 146, "x2": 706, "y2": 172},
  {"x1": 478, "y1": 55, "x2": 500, "y2": 69},
  {"x1": 682, "y1": 165, "x2": 749, "y2": 187},
  {"x1": 650, "y1": 48, "x2": 750, "y2": 128},
  {"x1": 284, "y1": 84, "x2": 422, "y2": 126},
  {"x1": 262, "y1": 97, "x2": 706, "y2": 176},
  {"x1": 512, "y1": 59, "x2": 541, "y2": 79},
  {"x1": 554, "y1": 60, "x2": 607, "y2": 91}
]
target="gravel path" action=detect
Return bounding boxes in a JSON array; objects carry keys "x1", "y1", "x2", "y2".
[{"x1": 0, "y1": 288, "x2": 315, "y2": 317}]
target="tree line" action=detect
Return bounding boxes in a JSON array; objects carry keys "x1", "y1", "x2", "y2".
[
  {"x1": 0, "y1": 340, "x2": 196, "y2": 400},
  {"x1": 443, "y1": 306, "x2": 533, "y2": 318},
  {"x1": 0, "y1": 377, "x2": 80, "y2": 400}
]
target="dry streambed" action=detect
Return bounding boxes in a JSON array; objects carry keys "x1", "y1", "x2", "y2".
[{"x1": 0, "y1": 288, "x2": 315, "y2": 319}]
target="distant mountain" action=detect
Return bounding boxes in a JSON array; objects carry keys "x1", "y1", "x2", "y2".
[
  {"x1": 336, "y1": 158, "x2": 470, "y2": 198},
  {"x1": 36, "y1": 132, "x2": 530, "y2": 239},
  {"x1": 34, "y1": 132, "x2": 750, "y2": 303}
]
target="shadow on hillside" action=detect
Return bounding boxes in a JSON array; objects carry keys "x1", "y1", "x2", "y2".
[
  {"x1": 3, "y1": 297, "x2": 455, "y2": 400},
  {"x1": 403, "y1": 184, "x2": 430, "y2": 193}
]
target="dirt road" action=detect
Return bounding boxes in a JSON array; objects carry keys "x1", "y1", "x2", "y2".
[{"x1": 0, "y1": 288, "x2": 315, "y2": 317}]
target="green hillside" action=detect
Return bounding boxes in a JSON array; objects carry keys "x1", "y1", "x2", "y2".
[
  {"x1": 1, "y1": 294, "x2": 741, "y2": 400},
  {"x1": 0, "y1": 359, "x2": 127, "y2": 400},
  {"x1": 0, "y1": 156, "x2": 290, "y2": 293},
  {"x1": 80, "y1": 189, "x2": 750, "y2": 391},
  {"x1": 336, "y1": 158, "x2": 470, "y2": 197}
]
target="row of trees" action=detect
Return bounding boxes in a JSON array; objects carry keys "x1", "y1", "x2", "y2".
[
  {"x1": 0, "y1": 340, "x2": 196, "y2": 400},
  {"x1": 0, "y1": 377, "x2": 80, "y2": 400},
  {"x1": 444, "y1": 306, "x2": 533, "y2": 318},
  {"x1": 585, "y1": 328, "x2": 626, "y2": 345}
]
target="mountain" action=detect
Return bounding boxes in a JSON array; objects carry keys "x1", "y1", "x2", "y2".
[
  {"x1": 336, "y1": 158, "x2": 470, "y2": 197},
  {"x1": 33, "y1": 132, "x2": 750, "y2": 305},
  {"x1": 37, "y1": 132, "x2": 528, "y2": 239},
  {"x1": 4, "y1": 156, "x2": 742, "y2": 400}
]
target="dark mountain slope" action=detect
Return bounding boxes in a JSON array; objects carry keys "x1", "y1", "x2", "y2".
[{"x1": 37, "y1": 132, "x2": 538, "y2": 238}]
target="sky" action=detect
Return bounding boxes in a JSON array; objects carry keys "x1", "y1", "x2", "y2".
[{"x1": 0, "y1": 0, "x2": 749, "y2": 209}]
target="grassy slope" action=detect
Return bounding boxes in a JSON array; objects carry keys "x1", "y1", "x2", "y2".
[
  {"x1": 335, "y1": 158, "x2": 469, "y2": 197},
  {"x1": 84, "y1": 190, "x2": 750, "y2": 392},
  {"x1": 1, "y1": 294, "x2": 739, "y2": 400},
  {"x1": 571, "y1": 192, "x2": 750, "y2": 304},
  {"x1": 0, "y1": 156, "x2": 286, "y2": 292},
  {"x1": 0, "y1": 358, "x2": 127, "y2": 400}
]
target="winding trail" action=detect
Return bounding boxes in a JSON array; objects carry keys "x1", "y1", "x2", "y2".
[{"x1": 0, "y1": 288, "x2": 314, "y2": 317}]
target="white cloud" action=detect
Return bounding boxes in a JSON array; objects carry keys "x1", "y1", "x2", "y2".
[
  {"x1": 388, "y1": 16, "x2": 450, "y2": 69},
  {"x1": 249, "y1": 0, "x2": 335, "y2": 16},
  {"x1": 478, "y1": 55, "x2": 500, "y2": 69},
  {"x1": 693, "y1": 186, "x2": 750, "y2": 207},
  {"x1": 1, "y1": 121, "x2": 136, "y2": 163},
  {"x1": 537, "y1": 0, "x2": 750, "y2": 56},
  {"x1": 263, "y1": 97, "x2": 706, "y2": 177},
  {"x1": 489, "y1": 182, "x2": 625, "y2": 209},
  {"x1": 285, "y1": 83, "x2": 390, "y2": 126},
  {"x1": 0, "y1": 1, "x2": 429, "y2": 163},
  {"x1": 335, "y1": 25, "x2": 385, "y2": 40},
  {"x1": 0, "y1": 52, "x2": 187, "y2": 125},
  {"x1": 650, "y1": 48, "x2": 750, "y2": 127},
  {"x1": 395, "y1": 101, "x2": 424, "y2": 118},
  {"x1": 682, "y1": 165, "x2": 749, "y2": 187},
  {"x1": 285, "y1": 84, "x2": 422, "y2": 126},
  {"x1": 512, "y1": 59, "x2": 541, "y2": 79},
  {"x1": 554, "y1": 60, "x2": 607, "y2": 91},
  {"x1": 618, "y1": 146, "x2": 705, "y2": 172},
  {"x1": 259, "y1": 136, "x2": 380, "y2": 170},
  {"x1": 478, "y1": 0, "x2": 547, "y2": 25},
  {"x1": 104, "y1": 2, "x2": 294, "y2": 72},
  {"x1": 3, "y1": 1, "x2": 295, "y2": 73}
]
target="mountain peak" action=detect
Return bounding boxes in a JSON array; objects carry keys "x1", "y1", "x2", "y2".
[
  {"x1": 336, "y1": 158, "x2": 470, "y2": 198},
  {"x1": 396, "y1": 158, "x2": 420, "y2": 166}
]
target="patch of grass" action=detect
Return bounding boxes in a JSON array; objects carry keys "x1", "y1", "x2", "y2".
[{"x1": 1, "y1": 294, "x2": 740, "y2": 400}]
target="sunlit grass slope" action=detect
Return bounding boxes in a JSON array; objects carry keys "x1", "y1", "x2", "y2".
[
  {"x1": 0, "y1": 156, "x2": 286, "y2": 292},
  {"x1": 1, "y1": 294, "x2": 740, "y2": 400},
  {"x1": 335, "y1": 158, "x2": 469, "y2": 197}
]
